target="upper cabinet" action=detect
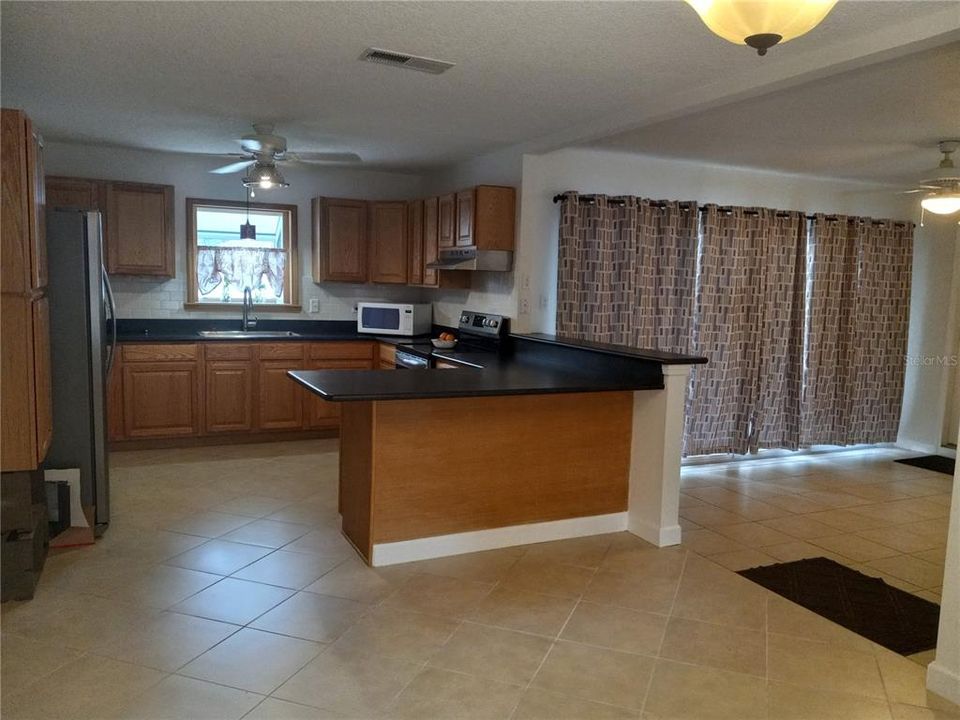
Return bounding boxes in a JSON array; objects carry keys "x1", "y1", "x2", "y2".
[
  {"x1": 311, "y1": 184, "x2": 514, "y2": 288},
  {"x1": 368, "y1": 201, "x2": 408, "y2": 284},
  {"x1": 46, "y1": 176, "x2": 175, "y2": 277},
  {"x1": 407, "y1": 199, "x2": 424, "y2": 286},
  {"x1": 105, "y1": 182, "x2": 175, "y2": 276},
  {"x1": 438, "y1": 193, "x2": 455, "y2": 249},
  {"x1": 458, "y1": 185, "x2": 516, "y2": 251},
  {"x1": 313, "y1": 197, "x2": 368, "y2": 283}
]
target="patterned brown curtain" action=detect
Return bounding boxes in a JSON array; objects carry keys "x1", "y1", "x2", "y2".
[
  {"x1": 801, "y1": 216, "x2": 913, "y2": 446},
  {"x1": 683, "y1": 207, "x2": 806, "y2": 456},
  {"x1": 556, "y1": 193, "x2": 699, "y2": 353}
]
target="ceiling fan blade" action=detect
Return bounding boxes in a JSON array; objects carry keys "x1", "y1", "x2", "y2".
[
  {"x1": 210, "y1": 159, "x2": 256, "y2": 175},
  {"x1": 284, "y1": 151, "x2": 362, "y2": 164}
]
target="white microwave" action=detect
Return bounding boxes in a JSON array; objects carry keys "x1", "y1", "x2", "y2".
[{"x1": 357, "y1": 302, "x2": 432, "y2": 336}]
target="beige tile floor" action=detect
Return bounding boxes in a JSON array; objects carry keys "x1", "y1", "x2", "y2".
[{"x1": 1, "y1": 440, "x2": 957, "y2": 719}]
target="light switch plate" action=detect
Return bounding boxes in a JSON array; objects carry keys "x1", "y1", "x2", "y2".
[{"x1": 308, "y1": 298, "x2": 319, "y2": 313}]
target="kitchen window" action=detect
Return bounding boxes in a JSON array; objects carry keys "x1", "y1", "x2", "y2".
[{"x1": 185, "y1": 198, "x2": 299, "y2": 308}]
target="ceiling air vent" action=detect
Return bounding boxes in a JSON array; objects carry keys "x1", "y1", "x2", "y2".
[{"x1": 359, "y1": 47, "x2": 455, "y2": 75}]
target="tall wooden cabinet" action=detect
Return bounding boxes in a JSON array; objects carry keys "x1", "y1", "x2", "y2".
[
  {"x1": 45, "y1": 175, "x2": 175, "y2": 277},
  {"x1": 1, "y1": 108, "x2": 52, "y2": 472}
]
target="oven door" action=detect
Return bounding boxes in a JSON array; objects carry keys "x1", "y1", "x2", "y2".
[{"x1": 395, "y1": 350, "x2": 430, "y2": 369}]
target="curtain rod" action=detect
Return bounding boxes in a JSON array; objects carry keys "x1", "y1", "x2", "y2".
[{"x1": 551, "y1": 194, "x2": 910, "y2": 225}]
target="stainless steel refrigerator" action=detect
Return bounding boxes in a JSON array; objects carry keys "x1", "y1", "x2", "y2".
[{"x1": 44, "y1": 209, "x2": 117, "y2": 534}]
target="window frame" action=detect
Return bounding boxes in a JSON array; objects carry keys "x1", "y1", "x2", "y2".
[{"x1": 184, "y1": 197, "x2": 300, "y2": 310}]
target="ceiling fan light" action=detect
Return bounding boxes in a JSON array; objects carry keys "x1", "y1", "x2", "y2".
[
  {"x1": 242, "y1": 163, "x2": 289, "y2": 190},
  {"x1": 686, "y1": 0, "x2": 838, "y2": 54},
  {"x1": 921, "y1": 193, "x2": 960, "y2": 216}
]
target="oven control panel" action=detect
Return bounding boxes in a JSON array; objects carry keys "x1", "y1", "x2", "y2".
[{"x1": 458, "y1": 311, "x2": 508, "y2": 337}]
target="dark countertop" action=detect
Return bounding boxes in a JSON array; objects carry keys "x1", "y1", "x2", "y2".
[
  {"x1": 115, "y1": 319, "x2": 429, "y2": 344},
  {"x1": 515, "y1": 333, "x2": 707, "y2": 365},
  {"x1": 289, "y1": 359, "x2": 662, "y2": 401}
]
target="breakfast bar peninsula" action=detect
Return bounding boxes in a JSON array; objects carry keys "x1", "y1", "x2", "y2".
[{"x1": 290, "y1": 317, "x2": 705, "y2": 566}]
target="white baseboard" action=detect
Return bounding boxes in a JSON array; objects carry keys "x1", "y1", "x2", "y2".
[
  {"x1": 927, "y1": 661, "x2": 960, "y2": 707},
  {"x1": 629, "y1": 519, "x2": 682, "y2": 547},
  {"x1": 370, "y1": 512, "x2": 629, "y2": 567}
]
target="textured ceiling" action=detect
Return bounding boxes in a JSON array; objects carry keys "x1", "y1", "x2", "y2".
[
  {"x1": 586, "y1": 43, "x2": 960, "y2": 184},
  {"x1": 1, "y1": 1, "x2": 957, "y2": 174}
]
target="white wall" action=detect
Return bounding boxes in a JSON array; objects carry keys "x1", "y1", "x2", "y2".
[{"x1": 44, "y1": 141, "x2": 427, "y2": 320}]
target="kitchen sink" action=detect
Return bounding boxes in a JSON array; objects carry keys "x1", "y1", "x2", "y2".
[{"x1": 198, "y1": 330, "x2": 301, "y2": 339}]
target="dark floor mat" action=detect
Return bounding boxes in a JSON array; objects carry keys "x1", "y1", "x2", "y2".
[
  {"x1": 895, "y1": 454, "x2": 955, "y2": 475},
  {"x1": 739, "y1": 557, "x2": 940, "y2": 655}
]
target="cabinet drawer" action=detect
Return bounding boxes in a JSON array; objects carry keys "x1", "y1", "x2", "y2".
[
  {"x1": 205, "y1": 344, "x2": 255, "y2": 361},
  {"x1": 122, "y1": 343, "x2": 198, "y2": 362},
  {"x1": 308, "y1": 341, "x2": 374, "y2": 361},
  {"x1": 258, "y1": 343, "x2": 304, "y2": 361}
]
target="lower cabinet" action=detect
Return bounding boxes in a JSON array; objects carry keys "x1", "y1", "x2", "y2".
[
  {"x1": 122, "y1": 361, "x2": 201, "y2": 438},
  {"x1": 258, "y1": 359, "x2": 305, "y2": 430},
  {"x1": 206, "y1": 361, "x2": 255, "y2": 433},
  {"x1": 111, "y1": 340, "x2": 376, "y2": 442}
]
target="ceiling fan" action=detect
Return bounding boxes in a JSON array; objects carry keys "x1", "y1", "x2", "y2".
[
  {"x1": 902, "y1": 140, "x2": 960, "y2": 217},
  {"x1": 209, "y1": 123, "x2": 362, "y2": 189}
]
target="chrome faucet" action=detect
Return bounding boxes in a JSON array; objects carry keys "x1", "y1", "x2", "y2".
[{"x1": 242, "y1": 287, "x2": 257, "y2": 331}]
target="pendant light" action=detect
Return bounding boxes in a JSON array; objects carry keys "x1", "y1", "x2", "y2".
[
  {"x1": 685, "y1": 0, "x2": 839, "y2": 56},
  {"x1": 240, "y1": 187, "x2": 256, "y2": 240}
]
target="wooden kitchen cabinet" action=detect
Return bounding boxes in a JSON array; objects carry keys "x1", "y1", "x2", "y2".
[
  {"x1": 304, "y1": 341, "x2": 374, "y2": 428},
  {"x1": 313, "y1": 197, "x2": 368, "y2": 283},
  {"x1": 368, "y1": 201, "x2": 408, "y2": 284},
  {"x1": 438, "y1": 193, "x2": 455, "y2": 249},
  {"x1": 417, "y1": 196, "x2": 470, "y2": 290},
  {"x1": 378, "y1": 343, "x2": 397, "y2": 370},
  {"x1": 407, "y1": 199, "x2": 424, "y2": 286},
  {"x1": 46, "y1": 176, "x2": 175, "y2": 278},
  {"x1": 122, "y1": 362, "x2": 201, "y2": 438},
  {"x1": 45, "y1": 176, "x2": 103, "y2": 212},
  {"x1": 1, "y1": 108, "x2": 52, "y2": 472},
  {"x1": 256, "y1": 343, "x2": 304, "y2": 431},
  {"x1": 204, "y1": 345, "x2": 255, "y2": 434},
  {"x1": 455, "y1": 185, "x2": 516, "y2": 251},
  {"x1": 105, "y1": 181, "x2": 175, "y2": 276}
]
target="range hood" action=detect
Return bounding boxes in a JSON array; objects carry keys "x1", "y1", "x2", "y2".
[{"x1": 426, "y1": 246, "x2": 513, "y2": 272}]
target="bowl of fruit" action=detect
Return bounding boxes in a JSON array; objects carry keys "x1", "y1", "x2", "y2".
[{"x1": 431, "y1": 332, "x2": 458, "y2": 350}]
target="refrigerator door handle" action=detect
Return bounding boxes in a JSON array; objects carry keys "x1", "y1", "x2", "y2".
[{"x1": 103, "y1": 266, "x2": 118, "y2": 376}]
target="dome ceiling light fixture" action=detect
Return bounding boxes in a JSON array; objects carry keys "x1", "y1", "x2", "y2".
[
  {"x1": 685, "y1": 0, "x2": 839, "y2": 56},
  {"x1": 242, "y1": 162, "x2": 289, "y2": 190}
]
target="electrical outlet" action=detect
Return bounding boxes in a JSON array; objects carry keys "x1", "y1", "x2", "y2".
[
  {"x1": 352, "y1": 303, "x2": 358, "y2": 315},
  {"x1": 308, "y1": 298, "x2": 319, "y2": 313},
  {"x1": 519, "y1": 297, "x2": 530, "y2": 315}
]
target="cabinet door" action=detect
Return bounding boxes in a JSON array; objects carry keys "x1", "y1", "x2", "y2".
[
  {"x1": 456, "y1": 189, "x2": 474, "y2": 247},
  {"x1": 313, "y1": 198, "x2": 367, "y2": 283},
  {"x1": 26, "y1": 122, "x2": 47, "y2": 290},
  {"x1": 378, "y1": 343, "x2": 396, "y2": 370},
  {"x1": 422, "y1": 196, "x2": 439, "y2": 287},
  {"x1": 407, "y1": 199, "x2": 423, "y2": 286},
  {"x1": 45, "y1": 177, "x2": 101, "y2": 211},
  {"x1": 206, "y1": 361, "x2": 255, "y2": 433},
  {"x1": 304, "y1": 359, "x2": 372, "y2": 428},
  {"x1": 106, "y1": 182, "x2": 175, "y2": 277},
  {"x1": 438, "y1": 194, "x2": 455, "y2": 249},
  {"x1": 32, "y1": 296, "x2": 52, "y2": 462},
  {"x1": 368, "y1": 202, "x2": 408, "y2": 284},
  {"x1": 122, "y1": 362, "x2": 200, "y2": 437},
  {"x1": 258, "y1": 360, "x2": 304, "y2": 430}
]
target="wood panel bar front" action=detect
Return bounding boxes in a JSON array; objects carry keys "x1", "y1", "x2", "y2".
[{"x1": 338, "y1": 391, "x2": 633, "y2": 563}]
